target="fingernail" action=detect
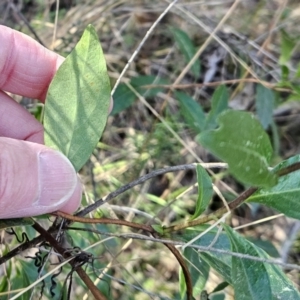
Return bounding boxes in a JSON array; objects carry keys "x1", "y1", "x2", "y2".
[{"x1": 37, "y1": 149, "x2": 77, "y2": 208}]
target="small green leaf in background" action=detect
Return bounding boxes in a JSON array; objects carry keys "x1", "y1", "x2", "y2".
[
  {"x1": 170, "y1": 27, "x2": 200, "y2": 78},
  {"x1": 255, "y1": 84, "x2": 275, "y2": 129},
  {"x1": 175, "y1": 91, "x2": 206, "y2": 132},
  {"x1": 44, "y1": 25, "x2": 111, "y2": 171},
  {"x1": 279, "y1": 29, "x2": 297, "y2": 65},
  {"x1": 179, "y1": 248, "x2": 210, "y2": 299},
  {"x1": 248, "y1": 154, "x2": 300, "y2": 220},
  {"x1": 198, "y1": 110, "x2": 277, "y2": 188},
  {"x1": 111, "y1": 84, "x2": 135, "y2": 115},
  {"x1": 111, "y1": 75, "x2": 169, "y2": 115},
  {"x1": 223, "y1": 224, "x2": 272, "y2": 300},
  {"x1": 190, "y1": 164, "x2": 212, "y2": 220},
  {"x1": 151, "y1": 224, "x2": 164, "y2": 234},
  {"x1": 204, "y1": 85, "x2": 229, "y2": 130}
]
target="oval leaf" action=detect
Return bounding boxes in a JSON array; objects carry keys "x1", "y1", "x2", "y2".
[
  {"x1": 198, "y1": 110, "x2": 277, "y2": 187},
  {"x1": 44, "y1": 25, "x2": 111, "y2": 171},
  {"x1": 190, "y1": 164, "x2": 212, "y2": 220},
  {"x1": 248, "y1": 154, "x2": 300, "y2": 219}
]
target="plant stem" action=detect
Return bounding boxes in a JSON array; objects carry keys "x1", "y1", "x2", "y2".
[{"x1": 163, "y1": 162, "x2": 300, "y2": 233}]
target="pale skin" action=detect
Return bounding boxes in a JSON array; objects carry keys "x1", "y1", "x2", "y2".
[{"x1": 0, "y1": 25, "x2": 110, "y2": 218}]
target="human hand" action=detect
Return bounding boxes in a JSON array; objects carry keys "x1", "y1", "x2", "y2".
[{"x1": 0, "y1": 25, "x2": 82, "y2": 218}]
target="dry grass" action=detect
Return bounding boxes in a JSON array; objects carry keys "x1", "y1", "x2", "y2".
[{"x1": 1, "y1": 0, "x2": 300, "y2": 299}]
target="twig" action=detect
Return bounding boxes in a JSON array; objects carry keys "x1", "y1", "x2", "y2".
[
  {"x1": 53, "y1": 211, "x2": 155, "y2": 233},
  {"x1": 164, "y1": 162, "x2": 300, "y2": 233},
  {"x1": 8, "y1": 2, "x2": 45, "y2": 46},
  {"x1": 66, "y1": 227, "x2": 300, "y2": 271},
  {"x1": 76, "y1": 163, "x2": 222, "y2": 217},
  {"x1": 56, "y1": 215, "x2": 193, "y2": 298},
  {"x1": 111, "y1": 0, "x2": 179, "y2": 96},
  {"x1": 0, "y1": 163, "x2": 223, "y2": 266}
]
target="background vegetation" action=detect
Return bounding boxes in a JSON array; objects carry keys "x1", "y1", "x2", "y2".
[{"x1": 1, "y1": 0, "x2": 300, "y2": 299}]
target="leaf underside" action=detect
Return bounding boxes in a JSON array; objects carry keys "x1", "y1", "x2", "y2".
[{"x1": 44, "y1": 25, "x2": 111, "y2": 171}]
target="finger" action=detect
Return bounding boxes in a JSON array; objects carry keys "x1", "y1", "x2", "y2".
[
  {"x1": 0, "y1": 90, "x2": 44, "y2": 143},
  {"x1": 0, "y1": 25, "x2": 63, "y2": 101},
  {"x1": 0, "y1": 138, "x2": 82, "y2": 218}
]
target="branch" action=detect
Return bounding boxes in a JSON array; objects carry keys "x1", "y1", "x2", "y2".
[
  {"x1": 164, "y1": 161, "x2": 300, "y2": 233},
  {"x1": 77, "y1": 163, "x2": 202, "y2": 217}
]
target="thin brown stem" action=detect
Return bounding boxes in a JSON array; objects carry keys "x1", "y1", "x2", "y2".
[
  {"x1": 53, "y1": 211, "x2": 155, "y2": 233},
  {"x1": 164, "y1": 162, "x2": 300, "y2": 233}
]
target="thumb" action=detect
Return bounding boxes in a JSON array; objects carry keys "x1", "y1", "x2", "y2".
[{"x1": 0, "y1": 137, "x2": 82, "y2": 218}]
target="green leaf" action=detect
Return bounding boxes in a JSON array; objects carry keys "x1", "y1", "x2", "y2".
[
  {"x1": 248, "y1": 154, "x2": 300, "y2": 219},
  {"x1": 131, "y1": 76, "x2": 169, "y2": 97},
  {"x1": 210, "y1": 293, "x2": 225, "y2": 300},
  {"x1": 170, "y1": 27, "x2": 200, "y2": 78},
  {"x1": 255, "y1": 84, "x2": 275, "y2": 129},
  {"x1": 110, "y1": 84, "x2": 135, "y2": 115},
  {"x1": 223, "y1": 224, "x2": 272, "y2": 300},
  {"x1": 175, "y1": 226, "x2": 232, "y2": 284},
  {"x1": 204, "y1": 85, "x2": 229, "y2": 130},
  {"x1": 151, "y1": 224, "x2": 164, "y2": 234},
  {"x1": 44, "y1": 25, "x2": 111, "y2": 171},
  {"x1": 279, "y1": 30, "x2": 296, "y2": 65},
  {"x1": 224, "y1": 224, "x2": 300, "y2": 299},
  {"x1": 175, "y1": 91, "x2": 206, "y2": 132},
  {"x1": 257, "y1": 248, "x2": 300, "y2": 299},
  {"x1": 281, "y1": 65, "x2": 290, "y2": 81},
  {"x1": 198, "y1": 110, "x2": 277, "y2": 188},
  {"x1": 211, "y1": 282, "x2": 229, "y2": 293},
  {"x1": 190, "y1": 164, "x2": 212, "y2": 220},
  {"x1": 246, "y1": 237, "x2": 279, "y2": 258},
  {"x1": 0, "y1": 218, "x2": 34, "y2": 229},
  {"x1": 179, "y1": 248, "x2": 210, "y2": 299},
  {"x1": 111, "y1": 76, "x2": 169, "y2": 115}
]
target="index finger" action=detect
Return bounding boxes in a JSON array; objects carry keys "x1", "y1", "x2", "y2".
[{"x1": 0, "y1": 25, "x2": 64, "y2": 101}]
